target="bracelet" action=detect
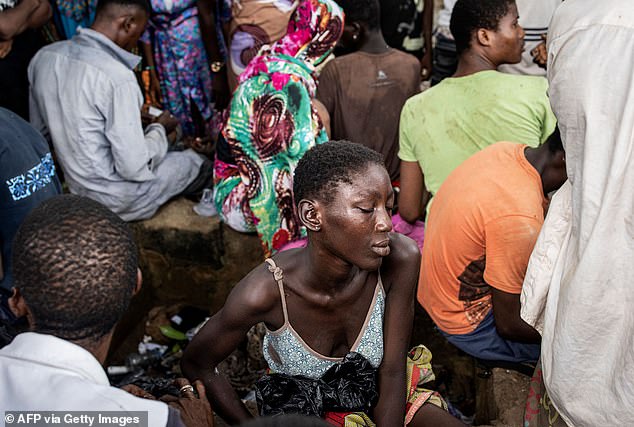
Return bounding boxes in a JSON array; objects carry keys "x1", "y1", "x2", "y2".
[{"x1": 210, "y1": 61, "x2": 225, "y2": 73}]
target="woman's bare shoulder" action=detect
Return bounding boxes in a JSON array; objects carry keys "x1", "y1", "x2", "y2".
[
  {"x1": 380, "y1": 232, "x2": 421, "y2": 292},
  {"x1": 226, "y1": 260, "x2": 283, "y2": 317},
  {"x1": 387, "y1": 232, "x2": 421, "y2": 265}
]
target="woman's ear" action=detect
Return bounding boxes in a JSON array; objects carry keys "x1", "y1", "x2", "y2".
[
  {"x1": 351, "y1": 22, "x2": 363, "y2": 42},
  {"x1": 298, "y1": 199, "x2": 322, "y2": 232}
]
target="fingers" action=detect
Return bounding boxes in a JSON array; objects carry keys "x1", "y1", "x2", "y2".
[
  {"x1": 175, "y1": 378, "x2": 196, "y2": 399},
  {"x1": 121, "y1": 384, "x2": 156, "y2": 400},
  {"x1": 160, "y1": 394, "x2": 179, "y2": 403},
  {"x1": 193, "y1": 380, "x2": 208, "y2": 403}
]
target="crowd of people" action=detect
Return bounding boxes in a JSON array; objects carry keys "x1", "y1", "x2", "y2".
[{"x1": 1, "y1": 0, "x2": 633, "y2": 425}]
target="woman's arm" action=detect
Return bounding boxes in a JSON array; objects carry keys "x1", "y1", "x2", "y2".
[
  {"x1": 0, "y1": 0, "x2": 44, "y2": 40},
  {"x1": 196, "y1": 0, "x2": 230, "y2": 108},
  {"x1": 181, "y1": 266, "x2": 279, "y2": 424},
  {"x1": 398, "y1": 160, "x2": 430, "y2": 223},
  {"x1": 372, "y1": 233, "x2": 421, "y2": 427}
]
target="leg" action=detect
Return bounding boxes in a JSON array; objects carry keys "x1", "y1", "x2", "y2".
[{"x1": 409, "y1": 403, "x2": 466, "y2": 427}]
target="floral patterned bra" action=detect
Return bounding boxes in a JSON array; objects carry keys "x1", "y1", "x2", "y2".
[{"x1": 262, "y1": 258, "x2": 385, "y2": 380}]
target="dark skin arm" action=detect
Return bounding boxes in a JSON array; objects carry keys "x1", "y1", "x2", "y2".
[
  {"x1": 181, "y1": 266, "x2": 280, "y2": 424},
  {"x1": 0, "y1": 0, "x2": 50, "y2": 40},
  {"x1": 376, "y1": 234, "x2": 465, "y2": 427},
  {"x1": 398, "y1": 160, "x2": 430, "y2": 223},
  {"x1": 491, "y1": 288, "x2": 541, "y2": 343},
  {"x1": 372, "y1": 233, "x2": 420, "y2": 426},
  {"x1": 420, "y1": 0, "x2": 433, "y2": 80},
  {"x1": 197, "y1": 0, "x2": 230, "y2": 109}
]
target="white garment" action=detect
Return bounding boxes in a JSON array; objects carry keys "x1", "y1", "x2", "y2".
[
  {"x1": 28, "y1": 28, "x2": 203, "y2": 221},
  {"x1": 0, "y1": 333, "x2": 169, "y2": 424},
  {"x1": 498, "y1": 0, "x2": 562, "y2": 76},
  {"x1": 520, "y1": 1, "x2": 634, "y2": 425},
  {"x1": 436, "y1": 0, "x2": 456, "y2": 28}
]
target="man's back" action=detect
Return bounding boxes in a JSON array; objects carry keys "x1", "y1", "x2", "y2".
[
  {"x1": 399, "y1": 70, "x2": 556, "y2": 197},
  {"x1": 317, "y1": 49, "x2": 420, "y2": 181},
  {"x1": 27, "y1": 28, "x2": 203, "y2": 221},
  {"x1": 0, "y1": 332, "x2": 170, "y2": 423},
  {"x1": 420, "y1": 142, "x2": 546, "y2": 335},
  {"x1": 28, "y1": 28, "x2": 153, "y2": 195}
]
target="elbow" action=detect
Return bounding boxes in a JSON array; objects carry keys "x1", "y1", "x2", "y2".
[
  {"x1": 494, "y1": 317, "x2": 526, "y2": 341},
  {"x1": 495, "y1": 323, "x2": 515, "y2": 341},
  {"x1": 181, "y1": 343, "x2": 216, "y2": 382},
  {"x1": 0, "y1": 22, "x2": 18, "y2": 40},
  {"x1": 397, "y1": 206, "x2": 421, "y2": 224},
  {"x1": 180, "y1": 350, "x2": 205, "y2": 381},
  {"x1": 117, "y1": 166, "x2": 144, "y2": 181}
]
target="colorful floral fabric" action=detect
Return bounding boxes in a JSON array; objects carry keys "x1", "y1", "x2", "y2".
[
  {"x1": 5, "y1": 153, "x2": 56, "y2": 201},
  {"x1": 142, "y1": 0, "x2": 214, "y2": 136},
  {"x1": 524, "y1": 360, "x2": 568, "y2": 427},
  {"x1": 52, "y1": 0, "x2": 96, "y2": 39},
  {"x1": 214, "y1": 0, "x2": 343, "y2": 257},
  {"x1": 226, "y1": 0, "x2": 296, "y2": 89}
]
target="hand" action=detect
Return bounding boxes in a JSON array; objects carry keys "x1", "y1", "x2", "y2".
[
  {"x1": 121, "y1": 384, "x2": 157, "y2": 400},
  {"x1": 183, "y1": 135, "x2": 214, "y2": 155},
  {"x1": 420, "y1": 51, "x2": 433, "y2": 81},
  {"x1": 161, "y1": 379, "x2": 214, "y2": 427},
  {"x1": 531, "y1": 34, "x2": 548, "y2": 69},
  {"x1": 149, "y1": 70, "x2": 162, "y2": 105},
  {"x1": 0, "y1": 39, "x2": 13, "y2": 59},
  {"x1": 211, "y1": 70, "x2": 230, "y2": 110},
  {"x1": 154, "y1": 110, "x2": 180, "y2": 134},
  {"x1": 140, "y1": 105, "x2": 154, "y2": 127}
]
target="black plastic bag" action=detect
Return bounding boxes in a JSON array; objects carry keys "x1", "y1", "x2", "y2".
[{"x1": 255, "y1": 352, "x2": 378, "y2": 416}]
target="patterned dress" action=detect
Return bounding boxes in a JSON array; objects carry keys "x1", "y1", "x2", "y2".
[
  {"x1": 226, "y1": 0, "x2": 297, "y2": 89},
  {"x1": 53, "y1": 0, "x2": 96, "y2": 39},
  {"x1": 213, "y1": 0, "x2": 343, "y2": 257},
  {"x1": 142, "y1": 0, "x2": 214, "y2": 136}
]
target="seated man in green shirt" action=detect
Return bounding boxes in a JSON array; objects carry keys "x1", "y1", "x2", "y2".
[{"x1": 397, "y1": 0, "x2": 556, "y2": 224}]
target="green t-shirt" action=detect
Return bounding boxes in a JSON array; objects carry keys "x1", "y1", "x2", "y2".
[{"x1": 399, "y1": 70, "x2": 556, "y2": 203}]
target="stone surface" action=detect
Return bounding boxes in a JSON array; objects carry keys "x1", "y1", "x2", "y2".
[
  {"x1": 108, "y1": 198, "x2": 263, "y2": 362},
  {"x1": 490, "y1": 368, "x2": 530, "y2": 427}
]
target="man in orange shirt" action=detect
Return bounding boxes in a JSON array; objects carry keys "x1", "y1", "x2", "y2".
[{"x1": 419, "y1": 130, "x2": 566, "y2": 364}]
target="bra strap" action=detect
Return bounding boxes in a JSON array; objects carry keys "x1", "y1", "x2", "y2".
[{"x1": 264, "y1": 258, "x2": 289, "y2": 324}]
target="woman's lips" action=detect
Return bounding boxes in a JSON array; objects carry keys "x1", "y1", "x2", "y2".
[{"x1": 371, "y1": 240, "x2": 391, "y2": 257}]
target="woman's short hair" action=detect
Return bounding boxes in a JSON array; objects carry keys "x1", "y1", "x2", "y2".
[{"x1": 293, "y1": 140, "x2": 385, "y2": 205}]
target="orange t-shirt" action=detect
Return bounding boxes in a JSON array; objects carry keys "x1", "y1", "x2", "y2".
[{"x1": 418, "y1": 142, "x2": 547, "y2": 334}]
